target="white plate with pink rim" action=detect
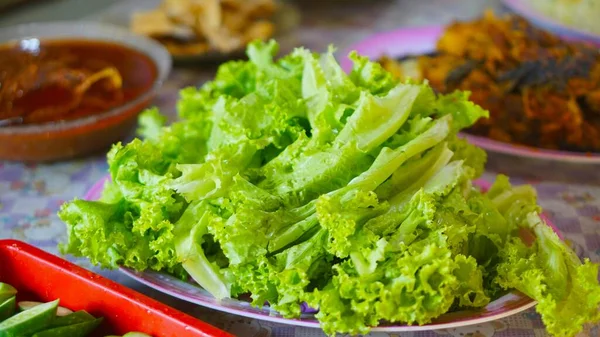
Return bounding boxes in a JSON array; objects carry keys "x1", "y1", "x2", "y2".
[
  {"x1": 339, "y1": 25, "x2": 600, "y2": 164},
  {"x1": 83, "y1": 174, "x2": 568, "y2": 332}
]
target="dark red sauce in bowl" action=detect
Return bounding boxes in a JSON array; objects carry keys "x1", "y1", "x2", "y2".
[
  {"x1": 0, "y1": 21, "x2": 171, "y2": 162},
  {"x1": 1, "y1": 39, "x2": 158, "y2": 125}
]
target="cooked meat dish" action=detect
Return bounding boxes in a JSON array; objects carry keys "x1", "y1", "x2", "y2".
[{"x1": 381, "y1": 11, "x2": 600, "y2": 153}]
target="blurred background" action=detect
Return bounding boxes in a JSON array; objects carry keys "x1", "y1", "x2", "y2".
[
  {"x1": 0, "y1": 0, "x2": 502, "y2": 29},
  {"x1": 0, "y1": 0, "x2": 503, "y2": 123}
]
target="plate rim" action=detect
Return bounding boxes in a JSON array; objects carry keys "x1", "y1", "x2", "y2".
[
  {"x1": 340, "y1": 25, "x2": 600, "y2": 164},
  {"x1": 85, "y1": 175, "x2": 546, "y2": 332},
  {"x1": 118, "y1": 267, "x2": 537, "y2": 332}
]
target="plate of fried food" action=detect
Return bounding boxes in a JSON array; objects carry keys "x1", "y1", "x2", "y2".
[
  {"x1": 96, "y1": 0, "x2": 299, "y2": 62},
  {"x1": 341, "y1": 11, "x2": 600, "y2": 164}
]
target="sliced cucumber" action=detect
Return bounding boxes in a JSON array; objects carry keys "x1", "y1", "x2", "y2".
[
  {"x1": 0, "y1": 297, "x2": 15, "y2": 322},
  {"x1": 0, "y1": 284, "x2": 16, "y2": 303},
  {"x1": 123, "y1": 333, "x2": 152, "y2": 337},
  {"x1": 49, "y1": 310, "x2": 95, "y2": 328},
  {"x1": 0, "y1": 299, "x2": 58, "y2": 337},
  {"x1": 18, "y1": 301, "x2": 73, "y2": 317},
  {"x1": 31, "y1": 317, "x2": 103, "y2": 337}
]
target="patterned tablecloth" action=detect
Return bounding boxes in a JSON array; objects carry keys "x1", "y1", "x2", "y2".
[{"x1": 1, "y1": 1, "x2": 599, "y2": 336}]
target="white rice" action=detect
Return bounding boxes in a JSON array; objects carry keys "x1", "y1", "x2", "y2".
[{"x1": 530, "y1": 0, "x2": 600, "y2": 35}]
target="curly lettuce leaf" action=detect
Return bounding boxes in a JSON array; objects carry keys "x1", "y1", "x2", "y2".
[
  {"x1": 308, "y1": 245, "x2": 463, "y2": 336},
  {"x1": 174, "y1": 201, "x2": 231, "y2": 299},
  {"x1": 316, "y1": 190, "x2": 388, "y2": 258},
  {"x1": 170, "y1": 142, "x2": 258, "y2": 201},
  {"x1": 58, "y1": 199, "x2": 180, "y2": 274},
  {"x1": 348, "y1": 51, "x2": 398, "y2": 96},
  {"x1": 347, "y1": 115, "x2": 452, "y2": 193},
  {"x1": 432, "y1": 90, "x2": 490, "y2": 131},
  {"x1": 258, "y1": 81, "x2": 428, "y2": 205},
  {"x1": 297, "y1": 47, "x2": 357, "y2": 143},
  {"x1": 447, "y1": 135, "x2": 487, "y2": 178},
  {"x1": 491, "y1": 177, "x2": 600, "y2": 337},
  {"x1": 137, "y1": 107, "x2": 167, "y2": 141}
]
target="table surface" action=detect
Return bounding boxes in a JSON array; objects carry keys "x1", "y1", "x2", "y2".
[{"x1": 1, "y1": 1, "x2": 599, "y2": 337}]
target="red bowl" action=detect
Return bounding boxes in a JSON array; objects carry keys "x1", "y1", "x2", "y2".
[{"x1": 0, "y1": 239, "x2": 233, "y2": 337}]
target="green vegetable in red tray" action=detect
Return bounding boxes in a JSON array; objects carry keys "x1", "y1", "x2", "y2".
[
  {"x1": 0, "y1": 282, "x2": 153, "y2": 337},
  {"x1": 18, "y1": 301, "x2": 73, "y2": 317},
  {"x1": 0, "y1": 284, "x2": 16, "y2": 304},
  {"x1": 0, "y1": 299, "x2": 58, "y2": 337},
  {"x1": 0, "y1": 297, "x2": 15, "y2": 322},
  {"x1": 59, "y1": 41, "x2": 600, "y2": 336}
]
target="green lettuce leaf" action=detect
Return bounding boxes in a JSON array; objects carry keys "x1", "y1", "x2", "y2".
[{"x1": 491, "y1": 177, "x2": 600, "y2": 337}]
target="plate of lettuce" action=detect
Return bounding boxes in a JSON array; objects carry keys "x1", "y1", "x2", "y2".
[{"x1": 59, "y1": 41, "x2": 600, "y2": 336}]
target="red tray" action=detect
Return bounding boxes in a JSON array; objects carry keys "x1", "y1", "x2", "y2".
[{"x1": 0, "y1": 239, "x2": 233, "y2": 337}]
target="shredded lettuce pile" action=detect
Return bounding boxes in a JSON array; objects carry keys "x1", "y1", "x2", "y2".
[{"x1": 58, "y1": 41, "x2": 600, "y2": 336}]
